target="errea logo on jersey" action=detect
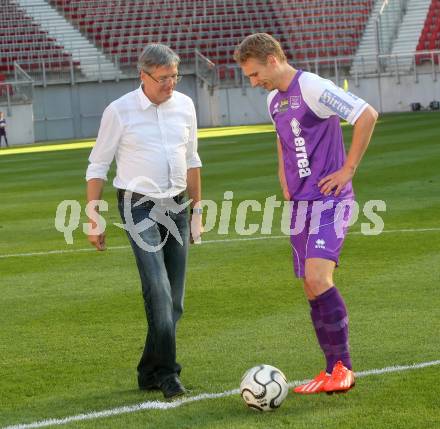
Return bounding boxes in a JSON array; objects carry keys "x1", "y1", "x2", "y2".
[
  {"x1": 290, "y1": 118, "x2": 301, "y2": 137},
  {"x1": 315, "y1": 239, "x2": 326, "y2": 249},
  {"x1": 290, "y1": 118, "x2": 311, "y2": 179}
]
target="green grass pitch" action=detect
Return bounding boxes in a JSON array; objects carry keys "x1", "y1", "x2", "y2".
[{"x1": 0, "y1": 112, "x2": 439, "y2": 428}]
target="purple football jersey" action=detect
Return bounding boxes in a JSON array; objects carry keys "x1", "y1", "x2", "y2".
[{"x1": 267, "y1": 71, "x2": 368, "y2": 201}]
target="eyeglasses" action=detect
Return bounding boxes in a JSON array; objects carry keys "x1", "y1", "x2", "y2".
[{"x1": 144, "y1": 71, "x2": 182, "y2": 84}]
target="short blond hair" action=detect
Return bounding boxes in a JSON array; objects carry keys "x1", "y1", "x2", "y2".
[{"x1": 233, "y1": 33, "x2": 287, "y2": 64}]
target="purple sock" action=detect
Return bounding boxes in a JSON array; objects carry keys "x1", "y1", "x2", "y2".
[
  {"x1": 309, "y1": 299, "x2": 334, "y2": 374},
  {"x1": 315, "y1": 287, "x2": 352, "y2": 371}
]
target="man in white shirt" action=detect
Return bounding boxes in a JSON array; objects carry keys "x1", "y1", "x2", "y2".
[{"x1": 86, "y1": 44, "x2": 202, "y2": 399}]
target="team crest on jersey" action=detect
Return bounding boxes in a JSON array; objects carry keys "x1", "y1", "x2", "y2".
[
  {"x1": 290, "y1": 95, "x2": 301, "y2": 109},
  {"x1": 278, "y1": 98, "x2": 289, "y2": 112}
]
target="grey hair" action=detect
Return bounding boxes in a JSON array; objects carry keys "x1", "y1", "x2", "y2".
[{"x1": 137, "y1": 44, "x2": 180, "y2": 73}]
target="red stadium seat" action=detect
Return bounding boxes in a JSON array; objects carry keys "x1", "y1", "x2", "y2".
[
  {"x1": 0, "y1": 1, "x2": 76, "y2": 77},
  {"x1": 416, "y1": 0, "x2": 440, "y2": 59},
  {"x1": 0, "y1": 0, "x2": 368, "y2": 78}
]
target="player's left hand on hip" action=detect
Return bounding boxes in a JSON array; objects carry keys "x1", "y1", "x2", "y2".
[
  {"x1": 318, "y1": 167, "x2": 354, "y2": 197},
  {"x1": 190, "y1": 214, "x2": 204, "y2": 244}
]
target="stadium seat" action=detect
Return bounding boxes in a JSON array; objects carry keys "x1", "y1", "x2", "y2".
[
  {"x1": 416, "y1": 0, "x2": 440, "y2": 64},
  {"x1": 46, "y1": 0, "x2": 374, "y2": 79},
  {"x1": 0, "y1": 1, "x2": 76, "y2": 77}
]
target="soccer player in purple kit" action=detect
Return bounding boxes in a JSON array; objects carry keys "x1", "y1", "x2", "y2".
[{"x1": 234, "y1": 33, "x2": 378, "y2": 394}]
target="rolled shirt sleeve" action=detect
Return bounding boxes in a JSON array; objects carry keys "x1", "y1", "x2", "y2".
[{"x1": 85, "y1": 104, "x2": 123, "y2": 181}]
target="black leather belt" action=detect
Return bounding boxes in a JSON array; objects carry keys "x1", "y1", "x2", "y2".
[{"x1": 117, "y1": 189, "x2": 185, "y2": 204}]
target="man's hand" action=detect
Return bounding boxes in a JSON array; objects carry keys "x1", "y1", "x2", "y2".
[
  {"x1": 190, "y1": 213, "x2": 204, "y2": 244},
  {"x1": 318, "y1": 166, "x2": 355, "y2": 197},
  {"x1": 319, "y1": 105, "x2": 378, "y2": 197},
  {"x1": 87, "y1": 221, "x2": 106, "y2": 251},
  {"x1": 86, "y1": 178, "x2": 106, "y2": 250},
  {"x1": 277, "y1": 137, "x2": 290, "y2": 201}
]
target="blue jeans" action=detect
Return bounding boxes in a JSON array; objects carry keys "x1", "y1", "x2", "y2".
[{"x1": 117, "y1": 192, "x2": 189, "y2": 385}]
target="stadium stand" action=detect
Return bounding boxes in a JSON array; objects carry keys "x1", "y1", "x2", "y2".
[
  {"x1": 0, "y1": 0, "x2": 78, "y2": 76},
  {"x1": 279, "y1": 0, "x2": 373, "y2": 61},
  {"x1": 416, "y1": 0, "x2": 440, "y2": 64},
  {"x1": 47, "y1": 0, "x2": 374, "y2": 78}
]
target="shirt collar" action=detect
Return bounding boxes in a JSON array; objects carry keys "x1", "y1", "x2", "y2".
[
  {"x1": 279, "y1": 70, "x2": 302, "y2": 94},
  {"x1": 137, "y1": 85, "x2": 175, "y2": 110},
  {"x1": 137, "y1": 85, "x2": 154, "y2": 110}
]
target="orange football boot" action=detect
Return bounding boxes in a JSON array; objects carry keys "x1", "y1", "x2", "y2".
[
  {"x1": 294, "y1": 371, "x2": 331, "y2": 394},
  {"x1": 324, "y1": 361, "x2": 355, "y2": 394}
]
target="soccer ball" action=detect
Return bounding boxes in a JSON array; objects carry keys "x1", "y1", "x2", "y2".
[{"x1": 240, "y1": 364, "x2": 288, "y2": 411}]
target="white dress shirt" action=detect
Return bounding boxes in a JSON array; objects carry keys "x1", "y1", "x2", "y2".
[{"x1": 86, "y1": 86, "x2": 202, "y2": 198}]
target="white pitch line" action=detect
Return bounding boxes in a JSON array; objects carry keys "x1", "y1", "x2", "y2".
[
  {"x1": 0, "y1": 245, "x2": 129, "y2": 259},
  {"x1": 1, "y1": 227, "x2": 439, "y2": 260},
  {"x1": 2, "y1": 359, "x2": 440, "y2": 429}
]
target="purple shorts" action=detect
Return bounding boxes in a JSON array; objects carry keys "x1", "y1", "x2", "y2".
[{"x1": 289, "y1": 198, "x2": 354, "y2": 278}]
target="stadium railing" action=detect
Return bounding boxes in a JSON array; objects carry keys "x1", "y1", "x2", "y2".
[
  {"x1": 217, "y1": 49, "x2": 440, "y2": 90},
  {"x1": 0, "y1": 63, "x2": 34, "y2": 112}
]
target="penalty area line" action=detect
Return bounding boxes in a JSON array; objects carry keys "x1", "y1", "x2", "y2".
[{"x1": 2, "y1": 359, "x2": 440, "y2": 429}]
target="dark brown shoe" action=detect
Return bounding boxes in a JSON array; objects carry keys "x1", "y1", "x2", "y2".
[
  {"x1": 159, "y1": 376, "x2": 186, "y2": 399},
  {"x1": 138, "y1": 373, "x2": 160, "y2": 391}
]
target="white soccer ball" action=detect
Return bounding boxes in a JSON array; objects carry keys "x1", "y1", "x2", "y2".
[{"x1": 240, "y1": 364, "x2": 288, "y2": 411}]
